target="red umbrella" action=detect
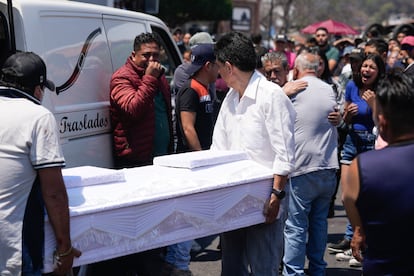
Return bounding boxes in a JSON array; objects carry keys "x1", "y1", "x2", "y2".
[{"x1": 301, "y1": 19, "x2": 359, "y2": 35}]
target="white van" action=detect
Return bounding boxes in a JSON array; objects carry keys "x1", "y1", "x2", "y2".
[{"x1": 0, "y1": 0, "x2": 182, "y2": 168}]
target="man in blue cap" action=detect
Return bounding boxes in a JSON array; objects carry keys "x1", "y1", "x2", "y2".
[
  {"x1": 175, "y1": 43, "x2": 218, "y2": 153},
  {"x1": 162, "y1": 43, "x2": 219, "y2": 276}
]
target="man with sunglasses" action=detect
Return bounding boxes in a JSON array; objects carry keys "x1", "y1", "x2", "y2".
[{"x1": 110, "y1": 33, "x2": 173, "y2": 168}]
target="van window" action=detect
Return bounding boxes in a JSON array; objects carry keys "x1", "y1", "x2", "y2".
[
  {"x1": 151, "y1": 25, "x2": 181, "y2": 84},
  {"x1": 103, "y1": 16, "x2": 181, "y2": 84},
  {"x1": 102, "y1": 16, "x2": 147, "y2": 72},
  {"x1": 39, "y1": 13, "x2": 113, "y2": 108}
]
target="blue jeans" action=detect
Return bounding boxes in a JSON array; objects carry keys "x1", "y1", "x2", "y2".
[
  {"x1": 165, "y1": 240, "x2": 193, "y2": 270},
  {"x1": 340, "y1": 130, "x2": 375, "y2": 165},
  {"x1": 283, "y1": 169, "x2": 336, "y2": 276},
  {"x1": 22, "y1": 243, "x2": 42, "y2": 276},
  {"x1": 22, "y1": 180, "x2": 44, "y2": 276},
  {"x1": 221, "y1": 187, "x2": 289, "y2": 276},
  {"x1": 344, "y1": 222, "x2": 354, "y2": 241}
]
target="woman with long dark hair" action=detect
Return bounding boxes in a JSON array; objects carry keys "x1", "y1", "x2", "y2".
[{"x1": 332, "y1": 54, "x2": 386, "y2": 267}]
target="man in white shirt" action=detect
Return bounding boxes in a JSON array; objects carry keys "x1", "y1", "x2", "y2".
[
  {"x1": 0, "y1": 52, "x2": 81, "y2": 275},
  {"x1": 212, "y1": 31, "x2": 296, "y2": 276}
]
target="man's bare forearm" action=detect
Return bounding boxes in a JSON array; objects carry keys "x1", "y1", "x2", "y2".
[{"x1": 38, "y1": 167, "x2": 71, "y2": 251}]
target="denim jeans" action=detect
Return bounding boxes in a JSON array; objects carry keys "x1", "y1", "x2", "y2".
[
  {"x1": 221, "y1": 186, "x2": 289, "y2": 276},
  {"x1": 340, "y1": 130, "x2": 375, "y2": 165},
  {"x1": 22, "y1": 180, "x2": 44, "y2": 276},
  {"x1": 344, "y1": 222, "x2": 354, "y2": 241},
  {"x1": 22, "y1": 243, "x2": 42, "y2": 276},
  {"x1": 283, "y1": 169, "x2": 336, "y2": 276},
  {"x1": 165, "y1": 240, "x2": 193, "y2": 270}
]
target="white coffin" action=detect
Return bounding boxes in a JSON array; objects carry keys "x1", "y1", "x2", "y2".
[{"x1": 43, "y1": 151, "x2": 274, "y2": 272}]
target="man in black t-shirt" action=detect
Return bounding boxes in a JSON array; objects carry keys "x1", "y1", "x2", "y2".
[{"x1": 175, "y1": 43, "x2": 219, "y2": 152}]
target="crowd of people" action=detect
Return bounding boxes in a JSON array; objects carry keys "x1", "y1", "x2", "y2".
[
  {"x1": 251, "y1": 27, "x2": 414, "y2": 274},
  {"x1": 1, "y1": 22, "x2": 414, "y2": 276}
]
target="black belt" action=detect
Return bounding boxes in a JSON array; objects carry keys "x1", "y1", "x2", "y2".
[
  {"x1": 349, "y1": 124, "x2": 372, "y2": 134},
  {"x1": 353, "y1": 129, "x2": 371, "y2": 134}
]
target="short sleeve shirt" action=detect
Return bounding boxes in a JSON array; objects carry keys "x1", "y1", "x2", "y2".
[
  {"x1": 0, "y1": 95, "x2": 65, "y2": 275},
  {"x1": 325, "y1": 45, "x2": 340, "y2": 62},
  {"x1": 344, "y1": 80, "x2": 374, "y2": 131},
  {"x1": 175, "y1": 79, "x2": 214, "y2": 152}
]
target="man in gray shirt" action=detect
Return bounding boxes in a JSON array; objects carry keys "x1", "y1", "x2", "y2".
[{"x1": 283, "y1": 52, "x2": 339, "y2": 275}]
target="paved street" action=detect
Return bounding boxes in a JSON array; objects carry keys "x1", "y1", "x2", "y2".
[{"x1": 189, "y1": 189, "x2": 363, "y2": 275}]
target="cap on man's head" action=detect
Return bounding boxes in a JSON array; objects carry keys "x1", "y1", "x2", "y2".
[
  {"x1": 189, "y1": 32, "x2": 214, "y2": 47},
  {"x1": 173, "y1": 27, "x2": 182, "y2": 35},
  {"x1": 275, "y1": 34, "x2": 287, "y2": 43},
  {"x1": 1, "y1": 52, "x2": 55, "y2": 91},
  {"x1": 401, "y1": 36, "x2": 414, "y2": 50},
  {"x1": 342, "y1": 46, "x2": 355, "y2": 57},
  {"x1": 185, "y1": 43, "x2": 216, "y2": 76},
  {"x1": 349, "y1": 48, "x2": 364, "y2": 61}
]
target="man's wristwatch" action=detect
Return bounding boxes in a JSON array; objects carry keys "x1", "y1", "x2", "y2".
[{"x1": 271, "y1": 188, "x2": 286, "y2": 199}]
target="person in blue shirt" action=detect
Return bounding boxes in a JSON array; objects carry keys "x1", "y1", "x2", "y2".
[
  {"x1": 343, "y1": 70, "x2": 414, "y2": 275},
  {"x1": 329, "y1": 54, "x2": 386, "y2": 267}
]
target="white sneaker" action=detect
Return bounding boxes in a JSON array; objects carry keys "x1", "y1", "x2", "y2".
[
  {"x1": 336, "y1": 249, "x2": 353, "y2": 261},
  {"x1": 349, "y1": 256, "x2": 362, "y2": 267}
]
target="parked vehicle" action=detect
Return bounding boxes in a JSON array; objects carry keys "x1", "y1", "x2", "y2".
[{"x1": 0, "y1": 0, "x2": 182, "y2": 168}]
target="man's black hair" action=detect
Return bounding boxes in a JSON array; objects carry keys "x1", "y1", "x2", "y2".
[
  {"x1": 365, "y1": 38, "x2": 388, "y2": 56},
  {"x1": 215, "y1": 31, "x2": 256, "y2": 72},
  {"x1": 315, "y1": 27, "x2": 329, "y2": 34},
  {"x1": 251, "y1": 33, "x2": 262, "y2": 45},
  {"x1": 376, "y1": 70, "x2": 414, "y2": 136},
  {"x1": 133, "y1": 33, "x2": 161, "y2": 52}
]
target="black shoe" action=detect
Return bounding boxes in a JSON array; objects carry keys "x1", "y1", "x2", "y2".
[
  {"x1": 171, "y1": 268, "x2": 193, "y2": 276},
  {"x1": 327, "y1": 239, "x2": 350, "y2": 254},
  {"x1": 327, "y1": 203, "x2": 335, "y2": 218},
  {"x1": 160, "y1": 262, "x2": 174, "y2": 276}
]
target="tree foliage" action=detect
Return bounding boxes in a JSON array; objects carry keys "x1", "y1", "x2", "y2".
[
  {"x1": 274, "y1": 0, "x2": 414, "y2": 33},
  {"x1": 158, "y1": 0, "x2": 232, "y2": 28}
]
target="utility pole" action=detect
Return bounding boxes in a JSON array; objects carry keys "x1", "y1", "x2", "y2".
[{"x1": 268, "y1": 0, "x2": 274, "y2": 41}]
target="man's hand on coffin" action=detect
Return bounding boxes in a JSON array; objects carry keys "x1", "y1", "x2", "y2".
[
  {"x1": 263, "y1": 194, "x2": 281, "y2": 224},
  {"x1": 53, "y1": 246, "x2": 82, "y2": 275}
]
